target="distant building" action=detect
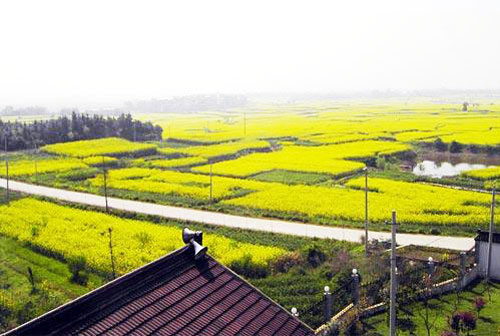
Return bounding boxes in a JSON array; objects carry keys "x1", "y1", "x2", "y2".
[
  {"x1": 5, "y1": 230, "x2": 313, "y2": 336},
  {"x1": 475, "y1": 230, "x2": 500, "y2": 280}
]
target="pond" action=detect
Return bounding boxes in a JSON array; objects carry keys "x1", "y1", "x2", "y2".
[{"x1": 412, "y1": 160, "x2": 498, "y2": 178}]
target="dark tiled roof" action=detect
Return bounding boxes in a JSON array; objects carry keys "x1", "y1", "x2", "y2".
[
  {"x1": 475, "y1": 229, "x2": 500, "y2": 244},
  {"x1": 6, "y1": 244, "x2": 313, "y2": 336}
]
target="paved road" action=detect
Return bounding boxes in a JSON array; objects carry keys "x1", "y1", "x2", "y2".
[{"x1": 0, "y1": 178, "x2": 475, "y2": 251}]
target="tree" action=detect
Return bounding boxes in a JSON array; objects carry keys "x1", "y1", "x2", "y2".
[
  {"x1": 461, "y1": 312, "x2": 476, "y2": 336},
  {"x1": 441, "y1": 331, "x2": 457, "y2": 336},
  {"x1": 1, "y1": 112, "x2": 163, "y2": 152},
  {"x1": 68, "y1": 256, "x2": 89, "y2": 285},
  {"x1": 449, "y1": 141, "x2": 463, "y2": 153},
  {"x1": 449, "y1": 311, "x2": 477, "y2": 336},
  {"x1": 473, "y1": 296, "x2": 486, "y2": 319},
  {"x1": 416, "y1": 275, "x2": 439, "y2": 336},
  {"x1": 462, "y1": 102, "x2": 469, "y2": 112},
  {"x1": 27, "y1": 267, "x2": 36, "y2": 293},
  {"x1": 434, "y1": 138, "x2": 448, "y2": 152}
]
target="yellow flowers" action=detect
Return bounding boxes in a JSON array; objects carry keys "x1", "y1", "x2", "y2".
[
  {"x1": 462, "y1": 167, "x2": 500, "y2": 180},
  {"x1": 144, "y1": 103, "x2": 500, "y2": 146},
  {"x1": 223, "y1": 177, "x2": 497, "y2": 227},
  {"x1": 82, "y1": 156, "x2": 118, "y2": 167},
  {"x1": 0, "y1": 198, "x2": 285, "y2": 275},
  {"x1": 89, "y1": 167, "x2": 274, "y2": 200},
  {"x1": 0, "y1": 158, "x2": 87, "y2": 177},
  {"x1": 149, "y1": 157, "x2": 207, "y2": 168},
  {"x1": 42, "y1": 137, "x2": 157, "y2": 158},
  {"x1": 193, "y1": 141, "x2": 409, "y2": 177},
  {"x1": 176, "y1": 140, "x2": 271, "y2": 158}
]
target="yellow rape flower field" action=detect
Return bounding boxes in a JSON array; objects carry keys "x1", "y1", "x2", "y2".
[
  {"x1": 89, "y1": 167, "x2": 274, "y2": 200},
  {"x1": 194, "y1": 141, "x2": 409, "y2": 177},
  {"x1": 223, "y1": 177, "x2": 498, "y2": 228},
  {"x1": 0, "y1": 198, "x2": 285, "y2": 276},
  {"x1": 0, "y1": 157, "x2": 87, "y2": 177},
  {"x1": 42, "y1": 137, "x2": 156, "y2": 158},
  {"x1": 7, "y1": 101, "x2": 500, "y2": 236}
]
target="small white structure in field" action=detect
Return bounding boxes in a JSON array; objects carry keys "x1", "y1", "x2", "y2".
[{"x1": 475, "y1": 230, "x2": 500, "y2": 280}]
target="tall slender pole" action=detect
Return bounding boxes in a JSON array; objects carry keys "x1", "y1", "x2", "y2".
[
  {"x1": 108, "y1": 227, "x2": 116, "y2": 279},
  {"x1": 390, "y1": 211, "x2": 397, "y2": 336},
  {"x1": 5, "y1": 136, "x2": 9, "y2": 205},
  {"x1": 34, "y1": 140, "x2": 38, "y2": 183},
  {"x1": 487, "y1": 189, "x2": 495, "y2": 281},
  {"x1": 5, "y1": 160, "x2": 9, "y2": 205},
  {"x1": 209, "y1": 162, "x2": 213, "y2": 203},
  {"x1": 364, "y1": 167, "x2": 369, "y2": 256},
  {"x1": 103, "y1": 157, "x2": 109, "y2": 213}
]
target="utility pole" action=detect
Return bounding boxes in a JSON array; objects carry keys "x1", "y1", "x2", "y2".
[
  {"x1": 5, "y1": 135, "x2": 9, "y2": 205},
  {"x1": 243, "y1": 112, "x2": 247, "y2": 137},
  {"x1": 33, "y1": 139, "x2": 38, "y2": 183},
  {"x1": 103, "y1": 157, "x2": 109, "y2": 213},
  {"x1": 487, "y1": 189, "x2": 495, "y2": 281},
  {"x1": 209, "y1": 161, "x2": 213, "y2": 203},
  {"x1": 5, "y1": 160, "x2": 9, "y2": 205},
  {"x1": 364, "y1": 167, "x2": 369, "y2": 256},
  {"x1": 108, "y1": 227, "x2": 116, "y2": 279},
  {"x1": 389, "y1": 211, "x2": 398, "y2": 336}
]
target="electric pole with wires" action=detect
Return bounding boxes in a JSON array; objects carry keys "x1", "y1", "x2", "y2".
[
  {"x1": 102, "y1": 157, "x2": 109, "y2": 213},
  {"x1": 389, "y1": 211, "x2": 398, "y2": 336},
  {"x1": 487, "y1": 189, "x2": 495, "y2": 281},
  {"x1": 4, "y1": 135, "x2": 9, "y2": 205},
  {"x1": 364, "y1": 167, "x2": 369, "y2": 256}
]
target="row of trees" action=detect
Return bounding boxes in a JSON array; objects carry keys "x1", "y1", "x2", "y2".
[{"x1": 0, "y1": 112, "x2": 163, "y2": 151}]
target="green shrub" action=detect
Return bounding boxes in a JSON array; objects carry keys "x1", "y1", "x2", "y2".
[
  {"x1": 68, "y1": 256, "x2": 89, "y2": 285},
  {"x1": 270, "y1": 252, "x2": 303, "y2": 273},
  {"x1": 302, "y1": 243, "x2": 326, "y2": 268},
  {"x1": 449, "y1": 141, "x2": 463, "y2": 153},
  {"x1": 59, "y1": 168, "x2": 98, "y2": 182},
  {"x1": 229, "y1": 253, "x2": 268, "y2": 279},
  {"x1": 430, "y1": 228, "x2": 441, "y2": 235}
]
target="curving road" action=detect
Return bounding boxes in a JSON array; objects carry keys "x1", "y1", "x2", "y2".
[{"x1": 0, "y1": 178, "x2": 475, "y2": 251}]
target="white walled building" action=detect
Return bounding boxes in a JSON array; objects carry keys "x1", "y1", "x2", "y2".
[{"x1": 475, "y1": 230, "x2": 500, "y2": 280}]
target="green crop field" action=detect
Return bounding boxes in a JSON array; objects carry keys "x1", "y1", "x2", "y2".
[
  {"x1": 0, "y1": 195, "x2": 367, "y2": 331},
  {"x1": 362, "y1": 281, "x2": 500, "y2": 335}
]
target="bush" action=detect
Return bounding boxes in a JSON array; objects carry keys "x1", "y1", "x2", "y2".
[
  {"x1": 270, "y1": 252, "x2": 303, "y2": 274},
  {"x1": 133, "y1": 231, "x2": 152, "y2": 249},
  {"x1": 434, "y1": 138, "x2": 447, "y2": 152},
  {"x1": 59, "y1": 168, "x2": 98, "y2": 181},
  {"x1": 229, "y1": 253, "x2": 268, "y2": 279},
  {"x1": 449, "y1": 141, "x2": 463, "y2": 153},
  {"x1": 430, "y1": 228, "x2": 441, "y2": 235},
  {"x1": 302, "y1": 243, "x2": 326, "y2": 268},
  {"x1": 441, "y1": 332, "x2": 457, "y2": 336},
  {"x1": 68, "y1": 256, "x2": 89, "y2": 285}
]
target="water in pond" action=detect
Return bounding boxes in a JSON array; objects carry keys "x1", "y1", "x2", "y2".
[{"x1": 413, "y1": 160, "x2": 494, "y2": 178}]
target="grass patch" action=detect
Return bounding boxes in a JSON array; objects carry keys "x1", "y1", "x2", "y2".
[
  {"x1": 0, "y1": 235, "x2": 105, "y2": 332},
  {"x1": 251, "y1": 169, "x2": 330, "y2": 185},
  {"x1": 362, "y1": 281, "x2": 500, "y2": 335}
]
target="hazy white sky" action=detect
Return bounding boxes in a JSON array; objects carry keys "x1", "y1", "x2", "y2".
[{"x1": 1, "y1": 0, "x2": 499, "y2": 107}]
